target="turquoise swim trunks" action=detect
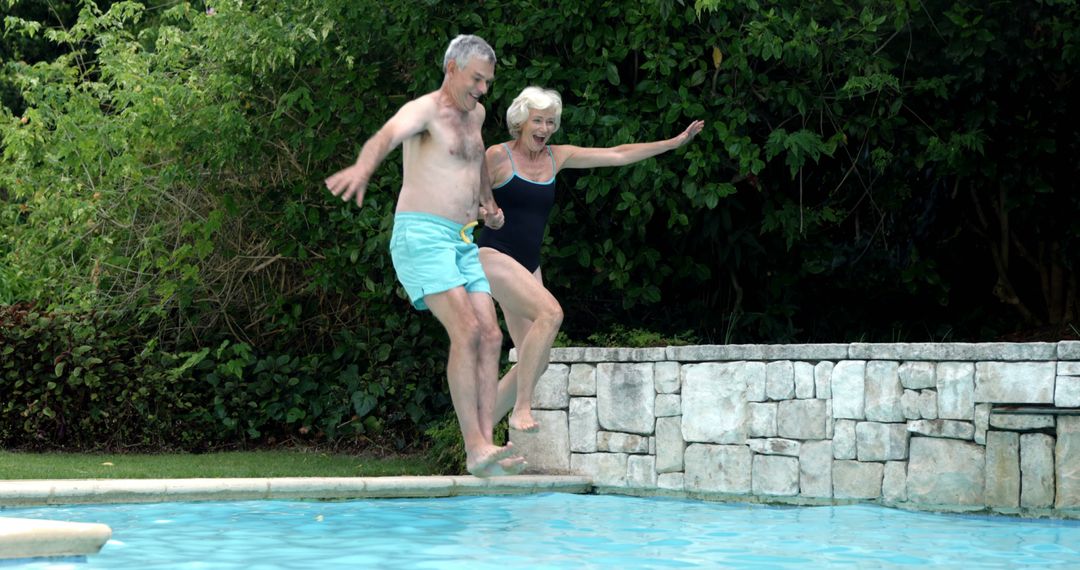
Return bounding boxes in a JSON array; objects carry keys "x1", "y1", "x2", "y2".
[{"x1": 389, "y1": 212, "x2": 490, "y2": 311}]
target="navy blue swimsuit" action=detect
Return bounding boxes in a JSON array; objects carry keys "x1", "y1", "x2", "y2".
[{"x1": 475, "y1": 144, "x2": 557, "y2": 273}]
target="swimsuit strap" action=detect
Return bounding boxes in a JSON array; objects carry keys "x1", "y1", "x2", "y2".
[
  {"x1": 501, "y1": 143, "x2": 557, "y2": 181},
  {"x1": 502, "y1": 143, "x2": 519, "y2": 176}
]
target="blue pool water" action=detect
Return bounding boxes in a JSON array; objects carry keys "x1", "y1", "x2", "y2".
[{"x1": 4, "y1": 493, "x2": 1080, "y2": 568}]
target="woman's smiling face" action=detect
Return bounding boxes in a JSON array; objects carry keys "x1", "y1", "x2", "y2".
[{"x1": 519, "y1": 108, "x2": 559, "y2": 151}]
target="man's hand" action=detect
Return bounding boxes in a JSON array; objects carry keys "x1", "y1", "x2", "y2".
[
  {"x1": 325, "y1": 164, "x2": 369, "y2": 207},
  {"x1": 479, "y1": 206, "x2": 504, "y2": 230}
]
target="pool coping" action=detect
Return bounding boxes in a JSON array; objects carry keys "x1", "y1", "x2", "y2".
[{"x1": 0, "y1": 475, "x2": 593, "y2": 560}]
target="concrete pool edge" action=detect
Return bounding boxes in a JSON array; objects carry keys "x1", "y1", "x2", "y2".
[
  {"x1": 0, "y1": 475, "x2": 593, "y2": 506},
  {"x1": 0, "y1": 475, "x2": 592, "y2": 560}
]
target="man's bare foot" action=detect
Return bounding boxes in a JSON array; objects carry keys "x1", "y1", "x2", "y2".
[
  {"x1": 508, "y1": 410, "x2": 540, "y2": 433},
  {"x1": 465, "y1": 442, "x2": 517, "y2": 477},
  {"x1": 479, "y1": 455, "x2": 527, "y2": 477}
]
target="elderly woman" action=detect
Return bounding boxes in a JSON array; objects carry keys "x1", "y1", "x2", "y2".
[{"x1": 476, "y1": 86, "x2": 703, "y2": 432}]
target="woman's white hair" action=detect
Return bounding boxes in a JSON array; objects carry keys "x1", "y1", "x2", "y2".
[{"x1": 506, "y1": 86, "x2": 563, "y2": 139}]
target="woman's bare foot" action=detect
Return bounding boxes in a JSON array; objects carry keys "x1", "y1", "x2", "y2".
[
  {"x1": 508, "y1": 409, "x2": 540, "y2": 433},
  {"x1": 465, "y1": 442, "x2": 518, "y2": 477}
]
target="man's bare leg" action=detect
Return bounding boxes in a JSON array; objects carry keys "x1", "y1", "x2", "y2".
[
  {"x1": 482, "y1": 250, "x2": 562, "y2": 432},
  {"x1": 466, "y1": 290, "x2": 528, "y2": 476},
  {"x1": 425, "y1": 287, "x2": 517, "y2": 476}
]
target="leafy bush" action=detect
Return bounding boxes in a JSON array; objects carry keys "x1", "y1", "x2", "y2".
[
  {"x1": 0, "y1": 303, "x2": 449, "y2": 451},
  {"x1": 2, "y1": 0, "x2": 1077, "y2": 452},
  {"x1": 0, "y1": 304, "x2": 210, "y2": 449}
]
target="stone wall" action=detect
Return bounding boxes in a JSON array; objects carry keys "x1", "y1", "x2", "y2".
[{"x1": 508, "y1": 342, "x2": 1080, "y2": 518}]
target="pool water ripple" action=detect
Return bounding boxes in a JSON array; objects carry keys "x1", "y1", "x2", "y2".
[{"x1": 4, "y1": 493, "x2": 1080, "y2": 568}]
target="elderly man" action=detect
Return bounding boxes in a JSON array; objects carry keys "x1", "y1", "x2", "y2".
[{"x1": 325, "y1": 35, "x2": 522, "y2": 476}]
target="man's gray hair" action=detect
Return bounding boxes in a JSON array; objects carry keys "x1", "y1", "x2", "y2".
[{"x1": 443, "y1": 34, "x2": 496, "y2": 72}]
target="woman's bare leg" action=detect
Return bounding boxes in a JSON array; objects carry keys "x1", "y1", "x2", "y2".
[{"x1": 480, "y1": 248, "x2": 562, "y2": 432}]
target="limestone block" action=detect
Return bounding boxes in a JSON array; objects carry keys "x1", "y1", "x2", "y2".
[
  {"x1": 748, "y1": 402, "x2": 778, "y2": 438},
  {"x1": 826, "y1": 400, "x2": 834, "y2": 439},
  {"x1": 975, "y1": 403, "x2": 991, "y2": 445},
  {"x1": 984, "y1": 431, "x2": 1020, "y2": 508},
  {"x1": 583, "y1": 347, "x2": 635, "y2": 362},
  {"x1": 883, "y1": 461, "x2": 908, "y2": 503},
  {"x1": 833, "y1": 419, "x2": 857, "y2": 460},
  {"x1": 833, "y1": 460, "x2": 883, "y2": 499},
  {"x1": 918, "y1": 390, "x2": 938, "y2": 420},
  {"x1": 850, "y1": 342, "x2": 1055, "y2": 361},
  {"x1": 989, "y1": 413, "x2": 1054, "y2": 431},
  {"x1": 936, "y1": 362, "x2": 975, "y2": 420},
  {"x1": 655, "y1": 394, "x2": 681, "y2": 417},
  {"x1": 766, "y1": 360, "x2": 796, "y2": 401},
  {"x1": 777, "y1": 399, "x2": 828, "y2": 440},
  {"x1": 510, "y1": 410, "x2": 570, "y2": 473},
  {"x1": 901, "y1": 389, "x2": 921, "y2": 420},
  {"x1": 571, "y1": 453, "x2": 627, "y2": 487},
  {"x1": 899, "y1": 361, "x2": 936, "y2": 389},
  {"x1": 832, "y1": 361, "x2": 866, "y2": 420},
  {"x1": 748, "y1": 438, "x2": 801, "y2": 456},
  {"x1": 799, "y1": 440, "x2": 833, "y2": 498},
  {"x1": 906, "y1": 437, "x2": 985, "y2": 506},
  {"x1": 684, "y1": 444, "x2": 751, "y2": 494},
  {"x1": 1056, "y1": 375, "x2": 1080, "y2": 408},
  {"x1": 975, "y1": 362, "x2": 1055, "y2": 404},
  {"x1": 543, "y1": 347, "x2": 580, "y2": 362},
  {"x1": 667, "y1": 345, "x2": 762, "y2": 362},
  {"x1": 1056, "y1": 416, "x2": 1080, "y2": 508},
  {"x1": 655, "y1": 416, "x2": 685, "y2": 474},
  {"x1": 762, "y1": 344, "x2": 849, "y2": 360},
  {"x1": 658, "y1": 472, "x2": 685, "y2": 491},
  {"x1": 1059, "y1": 362, "x2": 1080, "y2": 375},
  {"x1": 650, "y1": 437, "x2": 656, "y2": 455},
  {"x1": 815, "y1": 361, "x2": 834, "y2": 399},
  {"x1": 795, "y1": 361, "x2": 815, "y2": 399},
  {"x1": 597, "y1": 431, "x2": 649, "y2": 454},
  {"x1": 906, "y1": 419, "x2": 975, "y2": 440},
  {"x1": 1021, "y1": 433, "x2": 1055, "y2": 509},
  {"x1": 631, "y1": 347, "x2": 668, "y2": 362},
  {"x1": 866, "y1": 361, "x2": 904, "y2": 422},
  {"x1": 681, "y1": 363, "x2": 747, "y2": 444},
  {"x1": 1061, "y1": 341, "x2": 1080, "y2": 360},
  {"x1": 597, "y1": 362, "x2": 655, "y2": 435},
  {"x1": 534, "y1": 364, "x2": 570, "y2": 409},
  {"x1": 744, "y1": 361, "x2": 767, "y2": 402},
  {"x1": 569, "y1": 363, "x2": 597, "y2": 396},
  {"x1": 569, "y1": 398, "x2": 598, "y2": 453},
  {"x1": 627, "y1": 455, "x2": 658, "y2": 489},
  {"x1": 856, "y1": 422, "x2": 909, "y2": 461},
  {"x1": 655, "y1": 361, "x2": 681, "y2": 394},
  {"x1": 753, "y1": 454, "x2": 799, "y2": 496}
]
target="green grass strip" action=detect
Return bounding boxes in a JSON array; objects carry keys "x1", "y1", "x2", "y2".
[{"x1": 0, "y1": 450, "x2": 441, "y2": 479}]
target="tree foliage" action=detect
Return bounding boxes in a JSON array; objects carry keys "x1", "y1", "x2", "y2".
[{"x1": 1, "y1": 0, "x2": 1077, "y2": 448}]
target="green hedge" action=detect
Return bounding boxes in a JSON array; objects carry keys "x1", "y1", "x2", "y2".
[
  {"x1": 0, "y1": 304, "x2": 448, "y2": 450},
  {"x1": 2, "y1": 0, "x2": 1076, "y2": 449},
  {"x1": 0, "y1": 304, "x2": 203, "y2": 449}
]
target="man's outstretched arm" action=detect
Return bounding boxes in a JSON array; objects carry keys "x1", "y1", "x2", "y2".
[{"x1": 325, "y1": 98, "x2": 432, "y2": 207}]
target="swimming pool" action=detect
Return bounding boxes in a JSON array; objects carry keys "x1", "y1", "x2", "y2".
[{"x1": 4, "y1": 493, "x2": 1079, "y2": 568}]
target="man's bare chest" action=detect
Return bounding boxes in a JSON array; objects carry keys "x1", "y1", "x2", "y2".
[{"x1": 426, "y1": 113, "x2": 484, "y2": 163}]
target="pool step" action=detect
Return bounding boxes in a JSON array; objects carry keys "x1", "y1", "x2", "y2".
[{"x1": 0, "y1": 517, "x2": 111, "y2": 560}]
